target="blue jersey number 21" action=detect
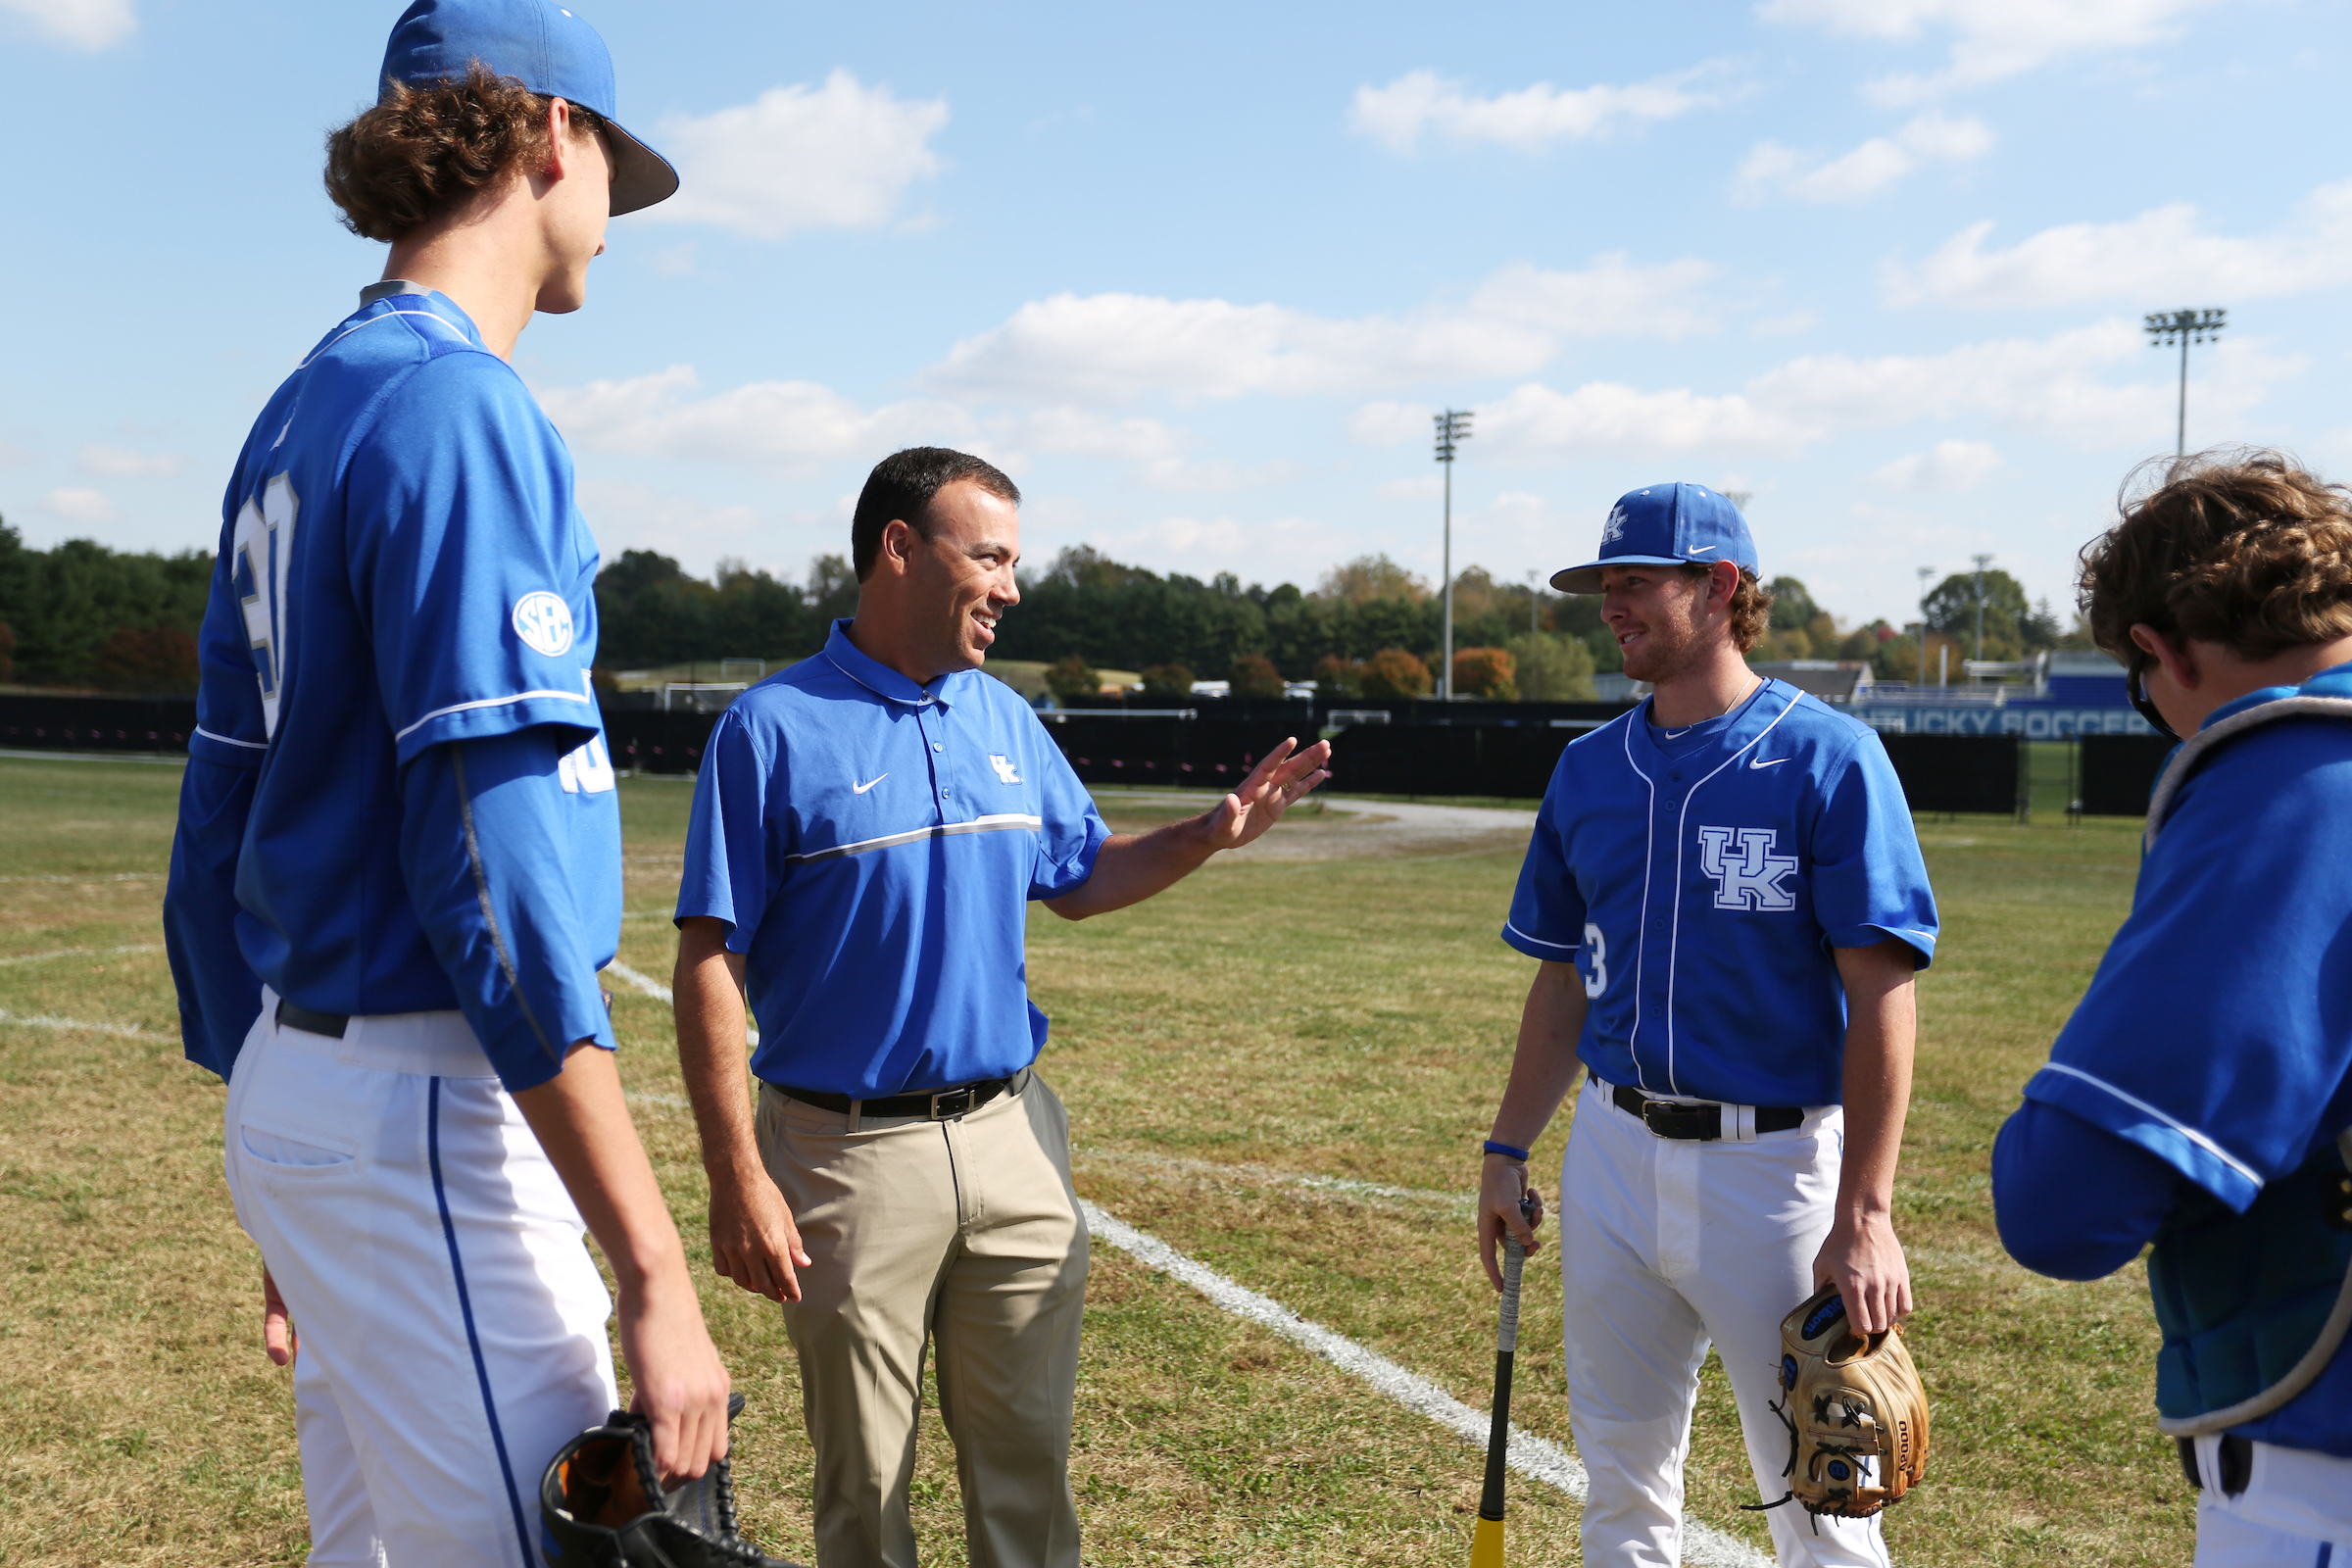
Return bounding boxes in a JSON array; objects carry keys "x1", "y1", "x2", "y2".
[{"x1": 231, "y1": 474, "x2": 299, "y2": 738}]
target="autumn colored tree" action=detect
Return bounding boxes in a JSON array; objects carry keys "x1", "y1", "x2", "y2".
[
  {"x1": 91, "y1": 625, "x2": 199, "y2": 692},
  {"x1": 1451, "y1": 646, "x2": 1516, "y2": 700},
  {"x1": 1357, "y1": 647, "x2": 1433, "y2": 699},
  {"x1": 1138, "y1": 663, "x2": 1196, "y2": 701},
  {"x1": 1044, "y1": 654, "x2": 1100, "y2": 703},
  {"x1": 1227, "y1": 652, "x2": 1286, "y2": 699}
]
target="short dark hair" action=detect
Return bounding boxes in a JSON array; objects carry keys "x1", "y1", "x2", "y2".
[
  {"x1": 2081, "y1": 450, "x2": 2352, "y2": 662},
  {"x1": 851, "y1": 448, "x2": 1021, "y2": 580},
  {"x1": 324, "y1": 63, "x2": 610, "y2": 242}
]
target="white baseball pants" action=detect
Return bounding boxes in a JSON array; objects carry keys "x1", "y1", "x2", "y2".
[
  {"x1": 223, "y1": 989, "x2": 618, "y2": 1568},
  {"x1": 2189, "y1": 1438, "x2": 2352, "y2": 1567},
  {"x1": 1560, "y1": 1072, "x2": 1890, "y2": 1568}
]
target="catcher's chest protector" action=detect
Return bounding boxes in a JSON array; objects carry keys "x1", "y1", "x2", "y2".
[{"x1": 1756, "y1": 1285, "x2": 1931, "y2": 1522}]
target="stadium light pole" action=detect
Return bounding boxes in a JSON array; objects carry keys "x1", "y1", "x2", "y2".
[
  {"x1": 1916, "y1": 566, "x2": 1934, "y2": 687},
  {"x1": 1526, "y1": 568, "x2": 1540, "y2": 639},
  {"x1": 2144, "y1": 308, "x2": 2226, "y2": 458},
  {"x1": 1971, "y1": 552, "x2": 1993, "y2": 662},
  {"x1": 1434, "y1": 409, "x2": 1474, "y2": 700}
]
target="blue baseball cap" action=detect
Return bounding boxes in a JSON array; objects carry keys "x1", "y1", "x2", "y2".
[
  {"x1": 380, "y1": 0, "x2": 678, "y2": 217},
  {"x1": 1550, "y1": 483, "x2": 1758, "y2": 594}
]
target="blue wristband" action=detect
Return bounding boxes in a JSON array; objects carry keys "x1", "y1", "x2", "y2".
[{"x1": 1484, "y1": 1139, "x2": 1531, "y2": 1161}]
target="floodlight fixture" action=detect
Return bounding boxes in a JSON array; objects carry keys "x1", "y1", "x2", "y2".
[
  {"x1": 2144, "y1": 308, "x2": 2226, "y2": 458},
  {"x1": 1434, "y1": 410, "x2": 1474, "y2": 700}
]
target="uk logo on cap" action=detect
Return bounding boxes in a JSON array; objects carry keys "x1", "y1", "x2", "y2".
[{"x1": 1549, "y1": 483, "x2": 1758, "y2": 595}]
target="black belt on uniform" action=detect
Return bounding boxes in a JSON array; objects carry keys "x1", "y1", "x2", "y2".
[
  {"x1": 276, "y1": 999, "x2": 351, "y2": 1039},
  {"x1": 1608, "y1": 1079, "x2": 1802, "y2": 1141},
  {"x1": 774, "y1": 1072, "x2": 1018, "y2": 1122}
]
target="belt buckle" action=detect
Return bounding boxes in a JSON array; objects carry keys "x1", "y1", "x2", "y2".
[
  {"x1": 1641, "y1": 1098, "x2": 1720, "y2": 1141},
  {"x1": 928, "y1": 1085, "x2": 976, "y2": 1120},
  {"x1": 1640, "y1": 1099, "x2": 1678, "y2": 1136}
]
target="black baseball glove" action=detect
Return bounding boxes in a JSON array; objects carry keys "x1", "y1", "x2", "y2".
[{"x1": 540, "y1": 1394, "x2": 806, "y2": 1567}]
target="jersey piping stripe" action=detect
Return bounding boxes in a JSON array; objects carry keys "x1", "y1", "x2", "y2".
[
  {"x1": 2035, "y1": 1061, "x2": 2264, "y2": 1190},
  {"x1": 1618, "y1": 717, "x2": 1658, "y2": 1094},
  {"x1": 194, "y1": 725, "x2": 269, "y2": 751},
  {"x1": 295, "y1": 308, "x2": 473, "y2": 369},
  {"x1": 1661, "y1": 688, "x2": 1798, "y2": 1097},
  {"x1": 784, "y1": 813, "x2": 1046, "y2": 865},
  {"x1": 426, "y1": 1078, "x2": 537, "y2": 1568},
  {"x1": 1503, "y1": 919, "x2": 1577, "y2": 955},
  {"x1": 392, "y1": 688, "x2": 595, "y2": 745}
]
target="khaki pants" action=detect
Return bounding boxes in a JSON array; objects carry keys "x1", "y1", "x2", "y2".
[{"x1": 757, "y1": 1070, "x2": 1087, "y2": 1568}]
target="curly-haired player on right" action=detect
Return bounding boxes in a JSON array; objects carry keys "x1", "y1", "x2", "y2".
[{"x1": 1994, "y1": 452, "x2": 2352, "y2": 1567}]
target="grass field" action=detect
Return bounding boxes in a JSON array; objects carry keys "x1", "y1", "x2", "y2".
[{"x1": 0, "y1": 754, "x2": 2190, "y2": 1565}]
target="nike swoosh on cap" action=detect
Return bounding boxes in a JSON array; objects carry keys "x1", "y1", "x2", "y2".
[
  {"x1": 853, "y1": 774, "x2": 888, "y2": 794},
  {"x1": 1749, "y1": 756, "x2": 1788, "y2": 768},
  {"x1": 1688, "y1": 545, "x2": 1717, "y2": 554}
]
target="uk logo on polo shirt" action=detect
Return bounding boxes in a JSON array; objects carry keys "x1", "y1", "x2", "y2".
[{"x1": 990, "y1": 754, "x2": 1021, "y2": 784}]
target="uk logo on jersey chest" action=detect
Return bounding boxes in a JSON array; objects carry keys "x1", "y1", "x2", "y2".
[{"x1": 1697, "y1": 826, "x2": 1798, "y2": 911}]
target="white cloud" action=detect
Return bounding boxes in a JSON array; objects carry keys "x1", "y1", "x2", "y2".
[
  {"x1": 538, "y1": 366, "x2": 970, "y2": 467},
  {"x1": 638, "y1": 72, "x2": 948, "y2": 239},
  {"x1": 1472, "y1": 382, "x2": 1812, "y2": 454},
  {"x1": 1886, "y1": 178, "x2": 2352, "y2": 307},
  {"x1": 77, "y1": 443, "x2": 183, "y2": 476},
  {"x1": 1349, "y1": 66, "x2": 1721, "y2": 153},
  {"x1": 1872, "y1": 438, "x2": 2004, "y2": 491},
  {"x1": 1468, "y1": 256, "x2": 1720, "y2": 339},
  {"x1": 1759, "y1": 0, "x2": 2223, "y2": 103},
  {"x1": 928, "y1": 255, "x2": 1716, "y2": 404},
  {"x1": 1736, "y1": 112, "x2": 1991, "y2": 204},
  {"x1": 41, "y1": 486, "x2": 117, "y2": 522},
  {"x1": 1349, "y1": 320, "x2": 2300, "y2": 458},
  {"x1": 0, "y1": 0, "x2": 134, "y2": 50}
]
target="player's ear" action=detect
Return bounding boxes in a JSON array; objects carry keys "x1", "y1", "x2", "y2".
[{"x1": 2129, "y1": 622, "x2": 2200, "y2": 691}]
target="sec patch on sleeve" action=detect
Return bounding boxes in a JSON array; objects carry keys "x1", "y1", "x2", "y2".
[{"x1": 512, "y1": 591, "x2": 575, "y2": 657}]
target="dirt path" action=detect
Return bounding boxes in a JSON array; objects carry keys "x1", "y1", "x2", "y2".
[{"x1": 1088, "y1": 788, "x2": 1536, "y2": 863}]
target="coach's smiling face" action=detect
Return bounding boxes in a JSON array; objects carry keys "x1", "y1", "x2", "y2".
[
  {"x1": 901, "y1": 479, "x2": 1023, "y2": 679},
  {"x1": 1600, "y1": 562, "x2": 1738, "y2": 685}
]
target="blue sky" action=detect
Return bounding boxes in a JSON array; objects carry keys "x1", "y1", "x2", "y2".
[{"x1": 3, "y1": 0, "x2": 2347, "y2": 629}]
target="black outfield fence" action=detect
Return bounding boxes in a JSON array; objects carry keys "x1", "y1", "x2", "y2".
[
  {"x1": 1316, "y1": 720, "x2": 1579, "y2": 800},
  {"x1": 2078, "y1": 734, "x2": 2176, "y2": 817},
  {"x1": 1878, "y1": 733, "x2": 2024, "y2": 817},
  {"x1": 0, "y1": 694, "x2": 198, "y2": 753},
  {"x1": 602, "y1": 710, "x2": 721, "y2": 776}
]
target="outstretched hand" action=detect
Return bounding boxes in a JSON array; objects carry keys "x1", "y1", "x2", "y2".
[{"x1": 1200, "y1": 737, "x2": 1332, "y2": 852}]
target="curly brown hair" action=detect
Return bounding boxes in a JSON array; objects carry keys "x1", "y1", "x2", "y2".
[
  {"x1": 1678, "y1": 564, "x2": 1773, "y2": 654},
  {"x1": 324, "y1": 64, "x2": 608, "y2": 242},
  {"x1": 2079, "y1": 450, "x2": 2352, "y2": 662}
]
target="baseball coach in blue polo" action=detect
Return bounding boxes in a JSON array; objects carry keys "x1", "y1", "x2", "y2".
[{"x1": 670, "y1": 447, "x2": 1331, "y2": 1568}]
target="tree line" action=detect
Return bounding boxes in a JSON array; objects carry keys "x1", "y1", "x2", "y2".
[{"x1": 0, "y1": 510, "x2": 2084, "y2": 699}]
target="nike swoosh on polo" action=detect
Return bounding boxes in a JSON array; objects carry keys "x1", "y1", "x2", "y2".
[
  {"x1": 1749, "y1": 756, "x2": 1788, "y2": 769},
  {"x1": 853, "y1": 774, "x2": 888, "y2": 794}
]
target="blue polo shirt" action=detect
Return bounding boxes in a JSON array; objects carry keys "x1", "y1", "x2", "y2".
[{"x1": 675, "y1": 621, "x2": 1110, "y2": 1097}]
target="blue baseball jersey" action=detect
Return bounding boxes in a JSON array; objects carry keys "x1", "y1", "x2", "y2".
[
  {"x1": 164, "y1": 285, "x2": 619, "y2": 1087},
  {"x1": 676, "y1": 623, "x2": 1109, "y2": 1098},
  {"x1": 1503, "y1": 680, "x2": 1937, "y2": 1106},
  {"x1": 1999, "y1": 665, "x2": 2352, "y2": 1453}
]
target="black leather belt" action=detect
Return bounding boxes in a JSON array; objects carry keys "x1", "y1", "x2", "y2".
[
  {"x1": 774, "y1": 1072, "x2": 1019, "y2": 1122},
  {"x1": 2179, "y1": 1435, "x2": 2251, "y2": 1497},
  {"x1": 276, "y1": 999, "x2": 350, "y2": 1039},
  {"x1": 1609, "y1": 1080, "x2": 1802, "y2": 1141}
]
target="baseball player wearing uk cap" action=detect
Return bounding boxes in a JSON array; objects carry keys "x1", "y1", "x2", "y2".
[
  {"x1": 160, "y1": 5, "x2": 730, "y2": 1563},
  {"x1": 1476, "y1": 485, "x2": 1939, "y2": 1567}
]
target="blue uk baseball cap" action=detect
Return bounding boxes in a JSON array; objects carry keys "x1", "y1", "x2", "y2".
[
  {"x1": 380, "y1": 0, "x2": 679, "y2": 217},
  {"x1": 1550, "y1": 483, "x2": 1758, "y2": 594}
]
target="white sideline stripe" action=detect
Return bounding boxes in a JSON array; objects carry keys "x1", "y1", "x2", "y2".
[
  {"x1": 601, "y1": 960, "x2": 760, "y2": 1047},
  {"x1": 0, "y1": 1007, "x2": 147, "y2": 1039},
  {"x1": 0, "y1": 871, "x2": 165, "y2": 884},
  {"x1": 0, "y1": 943, "x2": 164, "y2": 968},
  {"x1": 1073, "y1": 1148, "x2": 1475, "y2": 1211},
  {"x1": 1079, "y1": 1200, "x2": 1771, "y2": 1568}
]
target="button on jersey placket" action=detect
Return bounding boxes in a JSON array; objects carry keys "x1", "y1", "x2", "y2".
[{"x1": 915, "y1": 696, "x2": 954, "y2": 824}]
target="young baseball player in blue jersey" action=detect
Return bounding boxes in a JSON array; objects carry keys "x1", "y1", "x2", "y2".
[
  {"x1": 160, "y1": 5, "x2": 734, "y2": 1564},
  {"x1": 1992, "y1": 453, "x2": 2352, "y2": 1568},
  {"x1": 1479, "y1": 484, "x2": 1938, "y2": 1568}
]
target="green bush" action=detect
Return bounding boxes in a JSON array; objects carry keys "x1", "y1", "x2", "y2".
[
  {"x1": 1045, "y1": 654, "x2": 1100, "y2": 703},
  {"x1": 1139, "y1": 662, "x2": 1197, "y2": 702},
  {"x1": 1504, "y1": 632, "x2": 1596, "y2": 701}
]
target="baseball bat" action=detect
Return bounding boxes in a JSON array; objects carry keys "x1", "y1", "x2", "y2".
[{"x1": 1472, "y1": 1193, "x2": 1538, "y2": 1568}]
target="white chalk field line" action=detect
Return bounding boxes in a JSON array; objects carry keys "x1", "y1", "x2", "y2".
[
  {"x1": 1080, "y1": 1200, "x2": 1772, "y2": 1568},
  {"x1": 0, "y1": 1007, "x2": 148, "y2": 1038},
  {"x1": 1072, "y1": 1146, "x2": 1474, "y2": 1212},
  {"x1": 0, "y1": 943, "x2": 166, "y2": 967}
]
